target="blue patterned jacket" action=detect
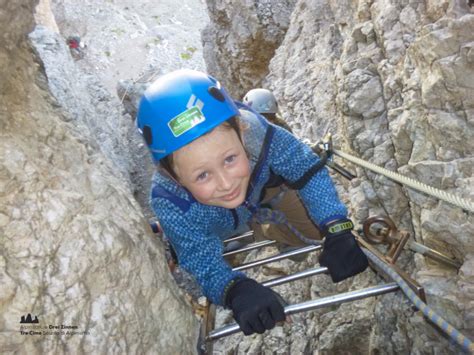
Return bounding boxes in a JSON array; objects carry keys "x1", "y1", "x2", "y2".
[{"x1": 150, "y1": 104, "x2": 347, "y2": 305}]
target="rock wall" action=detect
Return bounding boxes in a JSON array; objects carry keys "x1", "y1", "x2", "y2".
[
  {"x1": 45, "y1": 0, "x2": 210, "y2": 217},
  {"x1": 0, "y1": 0, "x2": 199, "y2": 353},
  {"x1": 28, "y1": 24, "x2": 148, "y2": 196},
  {"x1": 28, "y1": 22, "x2": 156, "y2": 220},
  {"x1": 202, "y1": 0, "x2": 297, "y2": 98},
  {"x1": 51, "y1": 0, "x2": 209, "y2": 97},
  {"x1": 34, "y1": 0, "x2": 60, "y2": 33},
  {"x1": 207, "y1": 0, "x2": 474, "y2": 353}
]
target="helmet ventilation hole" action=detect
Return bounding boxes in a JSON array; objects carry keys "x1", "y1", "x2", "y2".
[
  {"x1": 143, "y1": 125, "x2": 153, "y2": 145},
  {"x1": 208, "y1": 86, "x2": 225, "y2": 102}
]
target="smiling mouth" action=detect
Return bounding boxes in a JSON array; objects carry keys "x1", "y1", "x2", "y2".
[{"x1": 221, "y1": 186, "x2": 241, "y2": 201}]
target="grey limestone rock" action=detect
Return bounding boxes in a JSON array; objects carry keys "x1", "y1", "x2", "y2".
[
  {"x1": 0, "y1": 0, "x2": 199, "y2": 353},
  {"x1": 202, "y1": 0, "x2": 297, "y2": 98}
]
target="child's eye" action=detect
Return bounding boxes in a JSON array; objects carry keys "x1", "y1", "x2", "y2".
[
  {"x1": 196, "y1": 172, "x2": 208, "y2": 182},
  {"x1": 225, "y1": 154, "x2": 237, "y2": 164}
]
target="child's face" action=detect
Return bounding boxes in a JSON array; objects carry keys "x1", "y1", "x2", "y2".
[{"x1": 173, "y1": 125, "x2": 250, "y2": 209}]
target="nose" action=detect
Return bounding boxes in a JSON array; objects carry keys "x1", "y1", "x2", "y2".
[{"x1": 216, "y1": 171, "x2": 233, "y2": 191}]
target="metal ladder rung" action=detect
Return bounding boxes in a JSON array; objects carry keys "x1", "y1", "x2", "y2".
[
  {"x1": 232, "y1": 244, "x2": 322, "y2": 271},
  {"x1": 207, "y1": 282, "x2": 400, "y2": 341},
  {"x1": 223, "y1": 231, "x2": 254, "y2": 244},
  {"x1": 262, "y1": 266, "x2": 328, "y2": 288},
  {"x1": 223, "y1": 240, "x2": 277, "y2": 257}
]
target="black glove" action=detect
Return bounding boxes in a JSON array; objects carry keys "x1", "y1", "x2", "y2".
[
  {"x1": 319, "y1": 218, "x2": 368, "y2": 282},
  {"x1": 225, "y1": 278, "x2": 286, "y2": 336}
]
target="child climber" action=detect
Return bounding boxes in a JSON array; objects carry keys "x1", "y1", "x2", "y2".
[
  {"x1": 136, "y1": 69, "x2": 368, "y2": 336},
  {"x1": 243, "y1": 88, "x2": 293, "y2": 132}
]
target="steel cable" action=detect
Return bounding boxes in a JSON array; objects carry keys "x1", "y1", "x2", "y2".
[
  {"x1": 363, "y1": 248, "x2": 474, "y2": 353},
  {"x1": 333, "y1": 149, "x2": 474, "y2": 213}
]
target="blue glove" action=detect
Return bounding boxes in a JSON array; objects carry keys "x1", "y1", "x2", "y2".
[{"x1": 319, "y1": 218, "x2": 368, "y2": 282}]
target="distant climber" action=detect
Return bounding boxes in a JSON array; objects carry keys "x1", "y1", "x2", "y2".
[
  {"x1": 243, "y1": 88, "x2": 293, "y2": 132},
  {"x1": 66, "y1": 35, "x2": 85, "y2": 60},
  {"x1": 243, "y1": 88, "x2": 312, "y2": 260}
]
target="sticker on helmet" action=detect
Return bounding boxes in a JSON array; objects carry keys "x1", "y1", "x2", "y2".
[{"x1": 168, "y1": 106, "x2": 205, "y2": 137}]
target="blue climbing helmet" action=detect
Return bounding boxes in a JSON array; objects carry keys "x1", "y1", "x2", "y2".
[{"x1": 136, "y1": 69, "x2": 239, "y2": 162}]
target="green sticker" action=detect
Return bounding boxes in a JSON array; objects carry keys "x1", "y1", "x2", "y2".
[{"x1": 168, "y1": 106, "x2": 205, "y2": 137}]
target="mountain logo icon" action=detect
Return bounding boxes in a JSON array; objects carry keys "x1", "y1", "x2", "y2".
[{"x1": 20, "y1": 313, "x2": 39, "y2": 324}]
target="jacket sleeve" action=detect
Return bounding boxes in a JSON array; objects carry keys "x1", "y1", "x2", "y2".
[
  {"x1": 266, "y1": 125, "x2": 348, "y2": 225},
  {"x1": 151, "y1": 198, "x2": 245, "y2": 305}
]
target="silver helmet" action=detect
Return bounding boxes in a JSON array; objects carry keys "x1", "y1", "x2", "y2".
[{"x1": 243, "y1": 88, "x2": 278, "y2": 114}]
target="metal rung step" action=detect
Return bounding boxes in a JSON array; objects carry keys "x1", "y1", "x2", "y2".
[
  {"x1": 223, "y1": 240, "x2": 277, "y2": 257},
  {"x1": 232, "y1": 244, "x2": 322, "y2": 271},
  {"x1": 207, "y1": 282, "x2": 400, "y2": 341},
  {"x1": 223, "y1": 231, "x2": 254, "y2": 243},
  {"x1": 262, "y1": 266, "x2": 328, "y2": 288}
]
